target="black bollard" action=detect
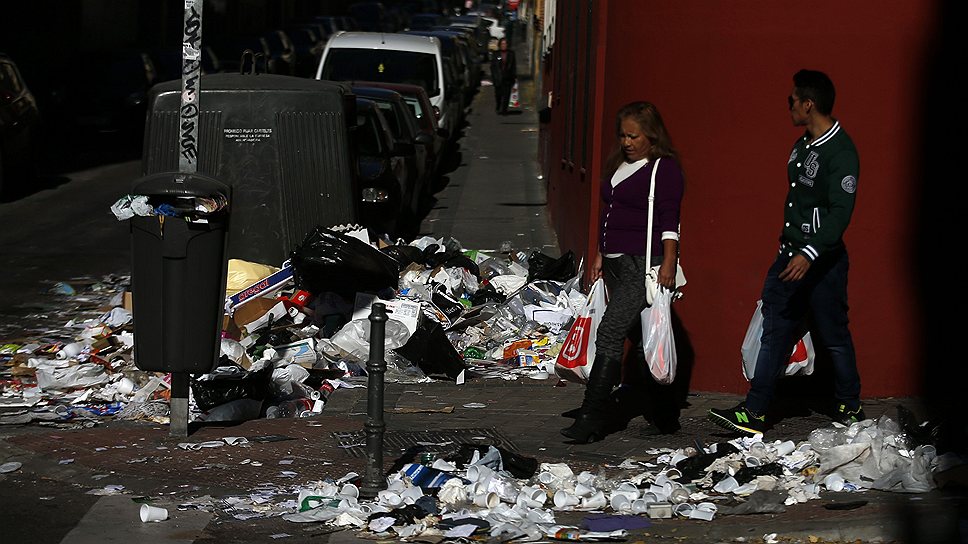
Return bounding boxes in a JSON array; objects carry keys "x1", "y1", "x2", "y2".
[
  {"x1": 359, "y1": 303, "x2": 388, "y2": 499},
  {"x1": 169, "y1": 372, "x2": 189, "y2": 437}
]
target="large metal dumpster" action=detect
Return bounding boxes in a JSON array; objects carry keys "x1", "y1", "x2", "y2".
[{"x1": 141, "y1": 74, "x2": 357, "y2": 265}]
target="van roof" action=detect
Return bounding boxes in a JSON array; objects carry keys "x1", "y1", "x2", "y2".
[{"x1": 327, "y1": 31, "x2": 440, "y2": 54}]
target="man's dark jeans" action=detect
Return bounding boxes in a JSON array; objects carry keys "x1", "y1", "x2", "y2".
[{"x1": 745, "y1": 247, "x2": 860, "y2": 415}]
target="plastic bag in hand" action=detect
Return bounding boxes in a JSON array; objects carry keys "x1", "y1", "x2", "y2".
[{"x1": 641, "y1": 288, "x2": 676, "y2": 384}]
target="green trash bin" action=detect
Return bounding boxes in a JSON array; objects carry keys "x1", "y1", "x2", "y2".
[{"x1": 129, "y1": 171, "x2": 230, "y2": 374}]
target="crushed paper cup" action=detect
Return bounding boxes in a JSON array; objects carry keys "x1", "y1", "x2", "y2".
[
  {"x1": 630, "y1": 498, "x2": 650, "y2": 514},
  {"x1": 377, "y1": 490, "x2": 403, "y2": 507},
  {"x1": 400, "y1": 485, "x2": 423, "y2": 504},
  {"x1": 673, "y1": 502, "x2": 694, "y2": 517}
]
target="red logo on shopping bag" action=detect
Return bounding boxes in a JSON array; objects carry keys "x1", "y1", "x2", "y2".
[
  {"x1": 789, "y1": 339, "x2": 808, "y2": 365},
  {"x1": 558, "y1": 316, "x2": 590, "y2": 367}
]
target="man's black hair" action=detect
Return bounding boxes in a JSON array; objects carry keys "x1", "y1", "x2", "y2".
[{"x1": 793, "y1": 69, "x2": 836, "y2": 115}]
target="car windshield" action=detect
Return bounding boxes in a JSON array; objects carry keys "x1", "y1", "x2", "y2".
[
  {"x1": 323, "y1": 48, "x2": 439, "y2": 97},
  {"x1": 372, "y1": 101, "x2": 402, "y2": 139}
]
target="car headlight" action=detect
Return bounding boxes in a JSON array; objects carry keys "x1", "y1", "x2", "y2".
[{"x1": 361, "y1": 188, "x2": 391, "y2": 203}]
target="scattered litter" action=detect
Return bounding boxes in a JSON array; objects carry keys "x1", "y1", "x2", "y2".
[
  {"x1": 0, "y1": 462, "x2": 23, "y2": 473},
  {"x1": 462, "y1": 403, "x2": 486, "y2": 409}
]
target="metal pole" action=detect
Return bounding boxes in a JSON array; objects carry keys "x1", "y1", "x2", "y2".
[
  {"x1": 169, "y1": 0, "x2": 204, "y2": 437},
  {"x1": 359, "y1": 303, "x2": 388, "y2": 499},
  {"x1": 169, "y1": 372, "x2": 189, "y2": 437}
]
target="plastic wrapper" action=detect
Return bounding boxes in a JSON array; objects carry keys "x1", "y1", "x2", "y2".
[{"x1": 330, "y1": 318, "x2": 412, "y2": 362}]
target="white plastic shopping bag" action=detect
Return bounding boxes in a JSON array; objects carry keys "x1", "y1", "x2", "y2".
[
  {"x1": 555, "y1": 278, "x2": 607, "y2": 384},
  {"x1": 741, "y1": 300, "x2": 815, "y2": 380},
  {"x1": 641, "y1": 288, "x2": 676, "y2": 384}
]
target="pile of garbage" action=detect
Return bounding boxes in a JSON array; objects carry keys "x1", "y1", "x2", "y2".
[
  {"x1": 0, "y1": 225, "x2": 584, "y2": 425},
  {"x1": 194, "y1": 417, "x2": 945, "y2": 540}
]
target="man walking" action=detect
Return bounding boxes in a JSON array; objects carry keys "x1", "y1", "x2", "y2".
[
  {"x1": 709, "y1": 69, "x2": 863, "y2": 436},
  {"x1": 490, "y1": 38, "x2": 516, "y2": 115}
]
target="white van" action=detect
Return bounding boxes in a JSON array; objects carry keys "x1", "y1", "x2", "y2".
[{"x1": 316, "y1": 32, "x2": 454, "y2": 139}]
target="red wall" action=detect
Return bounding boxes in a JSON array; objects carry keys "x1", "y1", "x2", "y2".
[{"x1": 545, "y1": 0, "x2": 939, "y2": 397}]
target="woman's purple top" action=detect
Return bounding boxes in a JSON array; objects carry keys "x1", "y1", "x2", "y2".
[{"x1": 599, "y1": 156, "x2": 684, "y2": 257}]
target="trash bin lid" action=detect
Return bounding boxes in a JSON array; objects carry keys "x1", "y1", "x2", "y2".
[{"x1": 132, "y1": 171, "x2": 230, "y2": 199}]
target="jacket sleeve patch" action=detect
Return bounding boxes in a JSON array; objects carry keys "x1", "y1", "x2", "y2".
[{"x1": 841, "y1": 175, "x2": 857, "y2": 194}]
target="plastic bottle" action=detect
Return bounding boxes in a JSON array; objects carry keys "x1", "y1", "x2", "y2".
[{"x1": 269, "y1": 398, "x2": 314, "y2": 418}]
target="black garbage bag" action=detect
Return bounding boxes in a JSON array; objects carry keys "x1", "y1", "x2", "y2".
[
  {"x1": 190, "y1": 364, "x2": 273, "y2": 411},
  {"x1": 527, "y1": 250, "x2": 577, "y2": 282},
  {"x1": 382, "y1": 244, "x2": 426, "y2": 268},
  {"x1": 290, "y1": 226, "x2": 401, "y2": 297},
  {"x1": 469, "y1": 283, "x2": 506, "y2": 305},
  {"x1": 394, "y1": 320, "x2": 466, "y2": 380}
]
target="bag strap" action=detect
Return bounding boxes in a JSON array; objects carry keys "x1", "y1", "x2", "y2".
[{"x1": 645, "y1": 158, "x2": 661, "y2": 263}]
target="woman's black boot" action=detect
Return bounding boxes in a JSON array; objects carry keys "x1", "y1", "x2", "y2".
[{"x1": 560, "y1": 355, "x2": 621, "y2": 443}]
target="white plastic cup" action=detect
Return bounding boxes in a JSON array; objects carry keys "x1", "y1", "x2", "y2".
[
  {"x1": 466, "y1": 465, "x2": 494, "y2": 484},
  {"x1": 400, "y1": 485, "x2": 423, "y2": 504},
  {"x1": 630, "y1": 498, "x2": 650, "y2": 514},
  {"x1": 639, "y1": 491, "x2": 659, "y2": 504},
  {"x1": 116, "y1": 377, "x2": 136, "y2": 395},
  {"x1": 574, "y1": 482, "x2": 595, "y2": 497},
  {"x1": 576, "y1": 470, "x2": 596, "y2": 486},
  {"x1": 609, "y1": 493, "x2": 631, "y2": 512},
  {"x1": 669, "y1": 488, "x2": 690, "y2": 504},
  {"x1": 377, "y1": 490, "x2": 403, "y2": 507},
  {"x1": 745, "y1": 455, "x2": 762, "y2": 467},
  {"x1": 748, "y1": 442, "x2": 768, "y2": 459},
  {"x1": 664, "y1": 468, "x2": 683, "y2": 480},
  {"x1": 774, "y1": 440, "x2": 796, "y2": 457},
  {"x1": 339, "y1": 483, "x2": 359, "y2": 499},
  {"x1": 581, "y1": 490, "x2": 607, "y2": 510},
  {"x1": 673, "y1": 502, "x2": 694, "y2": 517},
  {"x1": 553, "y1": 490, "x2": 580, "y2": 508},
  {"x1": 714, "y1": 476, "x2": 739, "y2": 493},
  {"x1": 823, "y1": 473, "x2": 845, "y2": 492},
  {"x1": 140, "y1": 504, "x2": 168, "y2": 523},
  {"x1": 473, "y1": 491, "x2": 499, "y2": 508},
  {"x1": 690, "y1": 502, "x2": 717, "y2": 521},
  {"x1": 56, "y1": 342, "x2": 86, "y2": 360},
  {"x1": 516, "y1": 486, "x2": 546, "y2": 508},
  {"x1": 614, "y1": 482, "x2": 640, "y2": 499},
  {"x1": 537, "y1": 471, "x2": 557, "y2": 486}
]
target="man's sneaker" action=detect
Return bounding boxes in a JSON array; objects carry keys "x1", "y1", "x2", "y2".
[
  {"x1": 835, "y1": 404, "x2": 867, "y2": 425},
  {"x1": 708, "y1": 404, "x2": 766, "y2": 436}
]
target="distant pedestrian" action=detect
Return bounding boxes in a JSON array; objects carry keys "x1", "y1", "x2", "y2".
[
  {"x1": 490, "y1": 38, "x2": 516, "y2": 115},
  {"x1": 708, "y1": 69, "x2": 863, "y2": 436}
]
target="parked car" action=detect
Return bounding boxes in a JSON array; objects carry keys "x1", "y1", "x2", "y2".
[
  {"x1": 353, "y1": 96, "x2": 417, "y2": 237},
  {"x1": 316, "y1": 32, "x2": 459, "y2": 146},
  {"x1": 0, "y1": 53, "x2": 41, "y2": 196},
  {"x1": 351, "y1": 85, "x2": 434, "y2": 204},
  {"x1": 350, "y1": 80, "x2": 445, "y2": 177},
  {"x1": 404, "y1": 30, "x2": 475, "y2": 107},
  {"x1": 407, "y1": 13, "x2": 445, "y2": 31}
]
